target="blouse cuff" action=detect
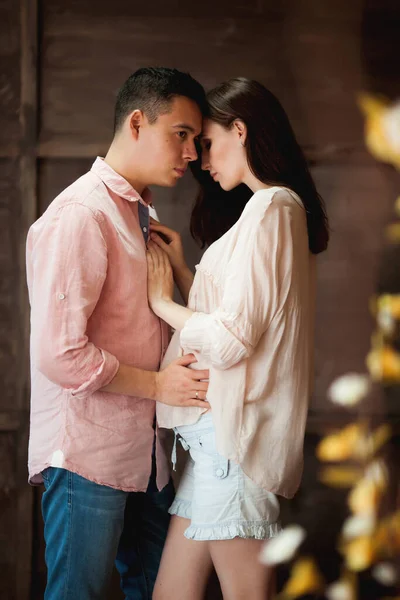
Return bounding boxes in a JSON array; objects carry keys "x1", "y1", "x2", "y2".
[{"x1": 180, "y1": 311, "x2": 249, "y2": 370}]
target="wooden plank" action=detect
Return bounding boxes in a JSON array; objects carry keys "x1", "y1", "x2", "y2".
[
  {"x1": 44, "y1": 0, "x2": 273, "y2": 19},
  {"x1": 16, "y1": 1, "x2": 38, "y2": 598},
  {"x1": 310, "y1": 162, "x2": 399, "y2": 412},
  {"x1": 0, "y1": 158, "x2": 21, "y2": 412},
  {"x1": 0, "y1": 412, "x2": 21, "y2": 432},
  {"x1": 361, "y1": 0, "x2": 400, "y2": 97},
  {"x1": 0, "y1": 0, "x2": 21, "y2": 155},
  {"x1": 0, "y1": 432, "x2": 17, "y2": 600},
  {"x1": 38, "y1": 7, "x2": 368, "y2": 155},
  {"x1": 38, "y1": 158, "x2": 92, "y2": 214}
]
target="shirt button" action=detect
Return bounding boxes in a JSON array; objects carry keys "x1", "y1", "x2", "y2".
[
  {"x1": 143, "y1": 226, "x2": 147, "y2": 233},
  {"x1": 216, "y1": 468, "x2": 224, "y2": 478},
  {"x1": 58, "y1": 293, "x2": 65, "y2": 300}
]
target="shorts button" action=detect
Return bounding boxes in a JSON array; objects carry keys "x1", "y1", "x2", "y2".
[{"x1": 216, "y1": 468, "x2": 224, "y2": 477}]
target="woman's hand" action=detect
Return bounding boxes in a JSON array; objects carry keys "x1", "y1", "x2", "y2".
[
  {"x1": 146, "y1": 241, "x2": 174, "y2": 315},
  {"x1": 149, "y1": 217, "x2": 187, "y2": 274}
]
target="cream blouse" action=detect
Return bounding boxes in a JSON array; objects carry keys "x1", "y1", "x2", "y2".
[{"x1": 157, "y1": 186, "x2": 316, "y2": 498}]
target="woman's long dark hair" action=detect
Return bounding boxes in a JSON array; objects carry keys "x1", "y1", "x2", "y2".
[{"x1": 190, "y1": 78, "x2": 329, "y2": 254}]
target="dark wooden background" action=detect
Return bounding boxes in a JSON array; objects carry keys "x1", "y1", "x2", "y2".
[{"x1": 1, "y1": 0, "x2": 400, "y2": 598}]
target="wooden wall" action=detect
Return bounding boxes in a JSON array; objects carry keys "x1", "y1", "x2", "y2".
[{"x1": 1, "y1": 0, "x2": 399, "y2": 598}]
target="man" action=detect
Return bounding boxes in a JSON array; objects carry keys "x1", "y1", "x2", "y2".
[{"x1": 26, "y1": 67, "x2": 210, "y2": 599}]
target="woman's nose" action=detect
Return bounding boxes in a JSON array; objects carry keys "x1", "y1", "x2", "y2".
[{"x1": 201, "y1": 156, "x2": 210, "y2": 171}]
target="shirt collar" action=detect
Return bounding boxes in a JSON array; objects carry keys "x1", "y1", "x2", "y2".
[{"x1": 91, "y1": 157, "x2": 152, "y2": 206}]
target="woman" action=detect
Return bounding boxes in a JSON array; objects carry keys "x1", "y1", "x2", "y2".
[{"x1": 147, "y1": 78, "x2": 329, "y2": 600}]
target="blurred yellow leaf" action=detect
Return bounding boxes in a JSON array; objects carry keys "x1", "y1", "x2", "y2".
[
  {"x1": 367, "y1": 346, "x2": 400, "y2": 382},
  {"x1": 281, "y1": 557, "x2": 324, "y2": 598},
  {"x1": 370, "y1": 424, "x2": 392, "y2": 454},
  {"x1": 358, "y1": 93, "x2": 400, "y2": 167},
  {"x1": 377, "y1": 295, "x2": 400, "y2": 319},
  {"x1": 348, "y1": 461, "x2": 388, "y2": 516},
  {"x1": 395, "y1": 196, "x2": 400, "y2": 217},
  {"x1": 386, "y1": 222, "x2": 400, "y2": 243},
  {"x1": 317, "y1": 424, "x2": 366, "y2": 462},
  {"x1": 319, "y1": 466, "x2": 362, "y2": 488},
  {"x1": 375, "y1": 511, "x2": 400, "y2": 555},
  {"x1": 343, "y1": 535, "x2": 377, "y2": 571}
]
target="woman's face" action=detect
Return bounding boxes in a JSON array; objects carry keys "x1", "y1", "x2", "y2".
[{"x1": 200, "y1": 119, "x2": 247, "y2": 191}]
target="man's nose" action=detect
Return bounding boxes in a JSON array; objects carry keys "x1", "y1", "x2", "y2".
[{"x1": 184, "y1": 141, "x2": 198, "y2": 162}]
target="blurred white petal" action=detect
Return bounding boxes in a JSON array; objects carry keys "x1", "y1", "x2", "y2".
[
  {"x1": 342, "y1": 514, "x2": 376, "y2": 539},
  {"x1": 328, "y1": 374, "x2": 370, "y2": 407},
  {"x1": 372, "y1": 562, "x2": 398, "y2": 586},
  {"x1": 377, "y1": 309, "x2": 396, "y2": 335},
  {"x1": 365, "y1": 459, "x2": 388, "y2": 487},
  {"x1": 326, "y1": 581, "x2": 353, "y2": 600},
  {"x1": 383, "y1": 102, "x2": 400, "y2": 154},
  {"x1": 259, "y1": 525, "x2": 306, "y2": 565}
]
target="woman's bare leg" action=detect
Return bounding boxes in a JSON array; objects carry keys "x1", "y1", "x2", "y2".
[
  {"x1": 153, "y1": 516, "x2": 213, "y2": 600},
  {"x1": 210, "y1": 538, "x2": 273, "y2": 600}
]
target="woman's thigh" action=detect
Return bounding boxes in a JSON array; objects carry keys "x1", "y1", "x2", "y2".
[
  {"x1": 153, "y1": 515, "x2": 213, "y2": 600},
  {"x1": 210, "y1": 538, "x2": 274, "y2": 600}
]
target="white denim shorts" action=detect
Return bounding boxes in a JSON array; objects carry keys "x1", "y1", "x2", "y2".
[{"x1": 169, "y1": 412, "x2": 282, "y2": 541}]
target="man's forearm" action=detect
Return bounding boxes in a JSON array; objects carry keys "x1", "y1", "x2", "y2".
[{"x1": 101, "y1": 364, "x2": 158, "y2": 399}]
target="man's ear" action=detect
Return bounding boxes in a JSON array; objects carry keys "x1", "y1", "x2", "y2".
[
  {"x1": 233, "y1": 119, "x2": 247, "y2": 145},
  {"x1": 129, "y1": 109, "x2": 145, "y2": 139}
]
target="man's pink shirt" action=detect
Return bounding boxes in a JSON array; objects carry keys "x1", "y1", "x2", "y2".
[{"x1": 26, "y1": 158, "x2": 170, "y2": 491}]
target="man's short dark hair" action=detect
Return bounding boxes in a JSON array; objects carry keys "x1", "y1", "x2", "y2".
[{"x1": 114, "y1": 67, "x2": 207, "y2": 133}]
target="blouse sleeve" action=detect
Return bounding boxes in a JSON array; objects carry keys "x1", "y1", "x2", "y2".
[{"x1": 180, "y1": 195, "x2": 298, "y2": 370}]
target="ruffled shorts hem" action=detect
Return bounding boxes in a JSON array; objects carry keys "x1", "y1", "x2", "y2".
[{"x1": 169, "y1": 497, "x2": 282, "y2": 541}]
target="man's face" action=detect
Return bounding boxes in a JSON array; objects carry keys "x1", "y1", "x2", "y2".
[{"x1": 137, "y1": 96, "x2": 202, "y2": 187}]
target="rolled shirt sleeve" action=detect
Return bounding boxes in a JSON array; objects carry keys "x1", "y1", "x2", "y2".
[
  {"x1": 28, "y1": 202, "x2": 120, "y2": 398},
  {"x1": 180, "y1": 196, "x2": 296, "y2": 370}
]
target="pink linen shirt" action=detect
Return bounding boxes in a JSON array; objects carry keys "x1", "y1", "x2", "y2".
[{"x1": 26, "y1": 157, "x2": 170, "y2": 492}]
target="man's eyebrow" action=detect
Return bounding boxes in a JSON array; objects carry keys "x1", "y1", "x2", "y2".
[{"x1": 173, "y1": 124, "x2": 202, "y2": 136}]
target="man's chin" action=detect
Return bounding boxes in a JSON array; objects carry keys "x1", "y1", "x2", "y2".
[{"x1": 151, "y1": 177, "x2": 178, "y2": 189}]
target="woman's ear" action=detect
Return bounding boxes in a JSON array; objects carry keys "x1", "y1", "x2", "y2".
[{"x1": 233, "y1": 119, "x2": 247, "y2": 146}]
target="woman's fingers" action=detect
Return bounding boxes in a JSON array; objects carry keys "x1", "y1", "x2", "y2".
[
  {"x1": 152, "y1": 241, "x2": 169, "y2": 269},
  {"x1": 146, "y1": 246, "x2": 154, "y2": 271},
  {"x1": 147, "y1": 241, "x2": 160, "y2": 270},
  {"x1": 150, "y1": 221, "x2": 179, "y2": 242},
  {"x1": 161, "y1": 247, "x2": 173, "y2": 275},
  {"x1": 149, "y1": 242, "x2": 173, "y2": 281},
  {"x1": 150, "y1": 232, "x2": 171, "y2": 253}
]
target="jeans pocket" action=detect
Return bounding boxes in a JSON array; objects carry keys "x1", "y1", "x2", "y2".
[
  {"x1": 41, "y1": 467, "x2": 52, "y2": 488},
  {"x1": 213, "y1": 456, "x2": 229, "y2": 480}
]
